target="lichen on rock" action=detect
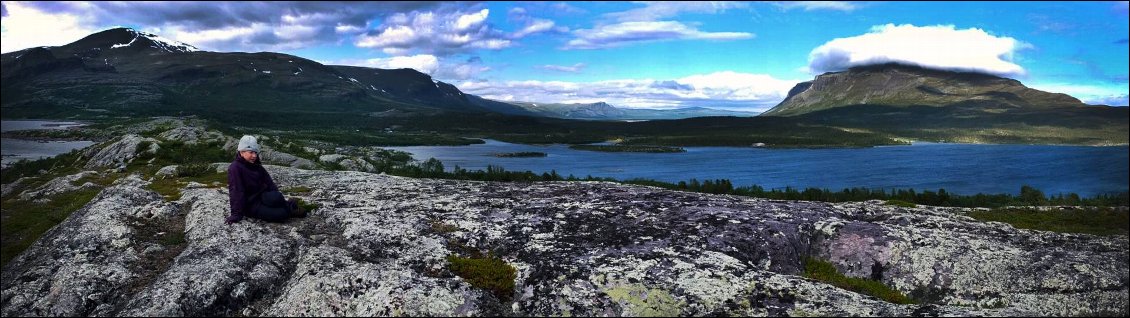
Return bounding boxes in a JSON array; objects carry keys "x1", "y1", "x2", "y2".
[{"x1": 1, "y1": 166, "x2": 1126, "y2": 317}]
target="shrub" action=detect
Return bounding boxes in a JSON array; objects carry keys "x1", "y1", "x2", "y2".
[
  {"x1": 803, "y1": 257, "x2": 913, "y2": 304},
  {"x1": 967, "y1": 207, "x2": 1129, "y2": 236},
  {"x1": 447, "y1": 253, "x2": 517, "y2": 301}
]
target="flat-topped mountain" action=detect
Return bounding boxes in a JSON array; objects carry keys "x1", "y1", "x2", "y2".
[{"x1": 762, "y1": 63, "x2": 1091, "y2": 117}]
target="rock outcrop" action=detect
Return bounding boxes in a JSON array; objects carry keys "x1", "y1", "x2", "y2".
[
  {"x1": 1, "y1": 166, "x2": 1126, "y2": 316},
  {"x1": 82, "y1": 134, "x2": 159, "y2": 169}
]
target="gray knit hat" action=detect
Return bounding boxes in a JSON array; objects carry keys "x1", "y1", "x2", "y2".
[{"x1": 237, "y1": 135, "x2": 260, "y2": 153}]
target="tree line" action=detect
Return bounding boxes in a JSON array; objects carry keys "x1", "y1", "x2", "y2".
[{"x1": 382, "y1": 158, "x2": 1129, "y2": 208}]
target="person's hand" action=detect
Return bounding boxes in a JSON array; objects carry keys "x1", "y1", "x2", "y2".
[{"x1": 225, "y1": 214, "x2": 243, "y2": 225}]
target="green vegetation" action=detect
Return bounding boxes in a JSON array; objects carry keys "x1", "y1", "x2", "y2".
[
  {"x1": 569, "y1": 144, "x2": 686, "y2": 153},
  {"x1": 803, "y1": 257, "x2": 914, "y2": 304},
  {"x1": 446, "y1": 253, "x2": 517, "y2": 301},
  {"x1": 160, "y1": 231, "x2": 186, "y2": 246},
  {"x1": 1, "y1": 188, "x2": 101, "y2": 266},
  {"x1": 294, "y1": 198, "x2": 319, "y2": 214},
  {"x1": 494, "y1": 151, "x2": 547, "y2": 157},
  {"x1": 967, "y1": 207, "x2": 1129, "y2": 236},
  {"x1": 283, "y1": 186, "x2": 313, "y2": 194},
  {"x1": 1, "y1": 148, "x2": 85, "y2": 184},
  {"x1": 145, "y1": 171, "x2": 227, "y2": 202}
]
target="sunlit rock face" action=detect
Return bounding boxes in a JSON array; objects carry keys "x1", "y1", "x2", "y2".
[{"x1": 2, "y1": 166, "x2": 1126, "y2": 316}]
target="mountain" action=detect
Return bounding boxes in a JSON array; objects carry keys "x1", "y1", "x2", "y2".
[
  {"x1": 504, "y1": 101, "x2": 759, "y2": 120},
  {"x1": 0, "y1": 27, "x2": 502, "y2": 122},
  {"x1": 761, "y1": 63, "x2": 1092, "y2": 117}
]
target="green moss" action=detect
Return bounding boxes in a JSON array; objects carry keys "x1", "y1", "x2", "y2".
[
  {"x1": 283, "y1": 186, "x2": 312, "y2": 194},
  {"x1": 885, "y1": 200, "x2": 917, "y2": 208},
  {"x1": 294, "y1": 197, "x2": 319, "y2": 213},
  {"x1": 160, "y1": 231, "x2": 186, "y2": 246},
  {"x1": 1, "y1": 188, "x2": 101, "y2": 266},
  {"x1": 446, "y1": 253, "x2": 517, "y2": 301},
  {"x1": 967, "y1": 207, "x2": 1129, "y2": 236},
  {"x1": 803, "y1": 257, "x2": 914, "y2": 304}
]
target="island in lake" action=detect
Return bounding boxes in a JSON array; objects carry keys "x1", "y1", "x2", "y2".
[
  {"x1": 494, "y1": 151, "x2": 548, "y2": 158},
  {"x1": 569, "y1": 144, "x2": 687, "y2": 153}
]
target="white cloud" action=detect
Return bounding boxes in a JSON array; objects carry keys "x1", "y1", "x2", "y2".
[
  {"x1": 334, "y1": 24, "x2": 364, "y2": 34},
  {"x1": 806, "y1": 24, "x2": 1030, "y2": 78},
  {"x1": 456, "y1": 71, "x2": 800, "y2": 112},
  {"x1": 564, "y1": 21, "x2": 753, "y2": 50},
  {"x1": 1028, "y1": 82, "x2": 1130, "y2": 106},
  {"x1": 540, "y1": 63, "x2": 586, "y2": 73},
  {"x1": 347, "y1": 54, "x2": 440, "y2": 74},
  {"x1": 0, "y1": 2, "x2": 96, "y2": 53},
  {"x1": 355, "y1": 8, "x2": 512, "y2": 56},
  {"x1": 512, "y1": 19, "x2": 556, "y2": 38},
  {"x1": 606, "y1": 2, "x2": 749, "y2": 22},
  {"x1": 329, "y1": 54, "x2": 489, "y2": 81},
  {"x1": 455, "y1": 9, "x2": 489, "y2": 31},
  {"x1": 770, "y1": 1, "x2": 859, "y2": 12}
]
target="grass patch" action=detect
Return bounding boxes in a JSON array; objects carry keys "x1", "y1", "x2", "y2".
[
  {"x1": 447, "y1": 253, "x2": 518, "y2": 301},
  {"x1": 1, "y1": 188, "x2": 101, "y2": 267},
  {"x1": 283, "y1": 186, "x2": 313, "y2": 194},
  {"x1": 145, "y1": 171, "x2": 227, "y2": 202},
  {"x1": 885, "y1": 200, "x2": 917, "y2": 208},
  {"x1": 160, "y1": 231, "x2": 186, "y2": 246},
  {"x1": 294, "y1": 198, "x2": 319, "y2": 214},
  {"x1": 803, "y1": 257, "x2": 914, "y2": 304},
  {"x1": 967, "y1": 207, "x2": 1129, "y2": 236}
]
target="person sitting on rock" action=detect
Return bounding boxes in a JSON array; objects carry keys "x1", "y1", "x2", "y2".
[{"x1": 226, "y1": 135, "x2": 306, "y2": 224}]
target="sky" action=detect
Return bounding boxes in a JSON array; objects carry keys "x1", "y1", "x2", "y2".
[{"x1": 2, "y1": 1, "x2": 1128, "y2": 112}]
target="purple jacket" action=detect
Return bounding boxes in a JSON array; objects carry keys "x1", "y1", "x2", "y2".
[{"x1": 227, "y1": 155, "x2": 278, "y2": 221}]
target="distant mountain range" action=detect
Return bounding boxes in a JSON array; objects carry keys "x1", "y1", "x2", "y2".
[
  {"x1": 501, "y1": 101, "x2": 757, "y2": 120},
  {"x1": 2, "y1": 28, "x2": 1125, "y2": 146}
]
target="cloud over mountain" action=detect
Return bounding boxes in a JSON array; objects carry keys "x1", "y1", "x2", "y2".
[{"x1": 806, "y1": 24, "x2": 1030, "y2": 78}]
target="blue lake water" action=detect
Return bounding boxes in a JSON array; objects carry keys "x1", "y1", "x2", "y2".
[
  {"x1": 388, "y1": 139, "x2": 1130, "y2": 197},
  {"x1": 1, "y1": 120, "x2": 95, "y2": 168}
]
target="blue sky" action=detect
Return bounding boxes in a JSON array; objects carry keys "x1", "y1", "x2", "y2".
[{"x1": 2, "y1": 1, "x2": 1127, "y2": 112}]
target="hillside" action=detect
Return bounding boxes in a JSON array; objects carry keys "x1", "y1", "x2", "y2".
[{"x1": 0, "y1": 28, "x2": 495, "y2": 122}]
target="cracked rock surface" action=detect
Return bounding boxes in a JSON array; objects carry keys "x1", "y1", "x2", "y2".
[{"x1": 2, "y1": 166, "x2": 1126, "y2": 316}]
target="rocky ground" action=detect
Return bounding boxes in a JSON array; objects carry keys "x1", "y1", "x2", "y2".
[{"x1": 2, "y1": 164, "x2": 1126, "y2": 316}]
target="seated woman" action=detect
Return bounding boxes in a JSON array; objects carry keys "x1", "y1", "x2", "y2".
[{"x1": 225, "y1": 135, "x2": 305, "y2": 224}]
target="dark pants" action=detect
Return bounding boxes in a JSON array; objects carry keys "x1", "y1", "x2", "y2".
[{"x1": 249, "y1": 191, "x2": 295, "y2": 222}]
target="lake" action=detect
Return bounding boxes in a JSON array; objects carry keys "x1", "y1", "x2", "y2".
[
  {"x1": 388, "y1": 139, "x2": 1130, "y2": 197},
  {"x1": 1, "y1": 120, "x2": 95, "y2": 168}
]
